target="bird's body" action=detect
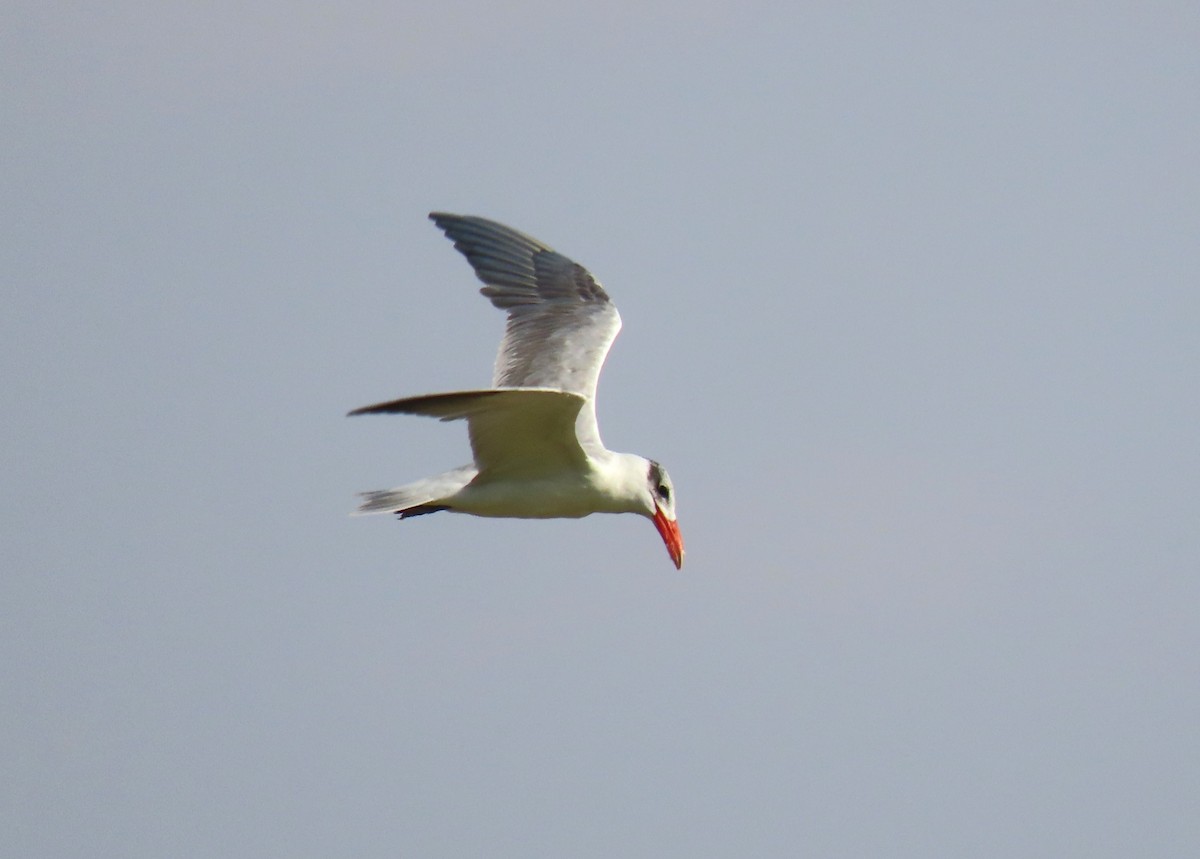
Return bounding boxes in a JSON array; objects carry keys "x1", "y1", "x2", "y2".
[{"x1": 350, "y1": 213, "x2": 684, "y2": 569}]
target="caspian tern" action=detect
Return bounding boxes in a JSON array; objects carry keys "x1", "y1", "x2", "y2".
[{"x1": 349, "y1": 213, "x2": 685, "y2": 569}]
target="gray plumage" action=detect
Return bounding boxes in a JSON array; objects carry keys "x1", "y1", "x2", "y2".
[
  {"x1": 428, "y1": 213, "x2": 622, "y2": 451},
  {"x1": 347, "y1": 213, "x2": 684, "y2": 570}
]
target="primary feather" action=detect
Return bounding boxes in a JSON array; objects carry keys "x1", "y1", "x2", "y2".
[{"x1": 428, "y1": 213, "x2": 622, "y2": 451}]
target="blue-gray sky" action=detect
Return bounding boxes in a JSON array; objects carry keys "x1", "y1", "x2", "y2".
[{"x1": 4, "y1": 3, "x2": 1198, "y2": 856}]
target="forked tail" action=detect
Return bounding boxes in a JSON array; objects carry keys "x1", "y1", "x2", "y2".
[{"x1": 351, "y1": 466, "x2": 476, "y2": 517}]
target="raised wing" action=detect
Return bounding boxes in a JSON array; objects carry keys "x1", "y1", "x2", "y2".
[
  {"x1": 349, "y1": 388, "x2": 589, "y2": 478},
  {"x1": 428, "y1": 213, "x2": 622, "y2": 450}
]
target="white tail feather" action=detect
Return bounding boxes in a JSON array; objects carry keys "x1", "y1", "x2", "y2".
[{"x1": 351, "y1": 467, "x2": 476, "y2": 515}]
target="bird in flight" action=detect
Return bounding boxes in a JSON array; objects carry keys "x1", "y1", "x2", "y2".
[{"x1": 349, "y1": 213, "x2": 684, "y2": 569}]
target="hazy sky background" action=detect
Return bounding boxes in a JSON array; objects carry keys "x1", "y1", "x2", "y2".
[{"x1": 4, "y1": 3, "x2": 1198, "y2": 856}]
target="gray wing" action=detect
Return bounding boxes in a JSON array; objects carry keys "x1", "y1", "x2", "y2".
[
  {"x1": 428, "y1": 213, "x2": 622, "y2": 450},
  {"x1": 348, "y1": 388, "x2": 589, "y2": 478}
]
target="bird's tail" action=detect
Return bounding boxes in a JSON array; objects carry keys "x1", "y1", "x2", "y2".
[{"x1": 351, "y1": 467, "x2": 476, "y2": 516}]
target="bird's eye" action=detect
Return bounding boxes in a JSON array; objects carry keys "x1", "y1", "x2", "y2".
[{"x1": 657, "y1": 483, "x2": 670, "y2": 500}]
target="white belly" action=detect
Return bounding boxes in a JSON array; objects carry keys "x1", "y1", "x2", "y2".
[{"x1": 452, "y1": 474, "x2": 615, "y2": 519}]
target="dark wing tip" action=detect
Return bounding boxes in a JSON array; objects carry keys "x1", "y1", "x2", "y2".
[{"x1": 425, "y1": 212, "x2": 612, "y2": 311}]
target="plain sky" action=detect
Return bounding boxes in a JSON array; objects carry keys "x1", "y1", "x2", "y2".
[{"x1": 4, "y1": 2, "x2": 1198, "y2": 857}]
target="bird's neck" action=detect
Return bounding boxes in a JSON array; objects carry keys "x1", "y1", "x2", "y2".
[{"x1": 590, "y1": 451, "x2": 652, "y2": 515}]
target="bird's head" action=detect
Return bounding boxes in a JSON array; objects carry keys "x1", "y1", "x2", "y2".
[{"x1": 645, "y1": 460, "x2": 684, "y2": 570}]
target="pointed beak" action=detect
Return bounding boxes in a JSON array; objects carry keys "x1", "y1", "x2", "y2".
[{"x1": 652, "y1": 504, "x2": 685, "y2": 570}]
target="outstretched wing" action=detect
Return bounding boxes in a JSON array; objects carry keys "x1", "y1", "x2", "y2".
[
  {"x1": 428, "y1": 213, "x2": 622, "y2": 450},
  {"x1": 349, "y1": 388, "x2": 589, "y2": 478}
]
